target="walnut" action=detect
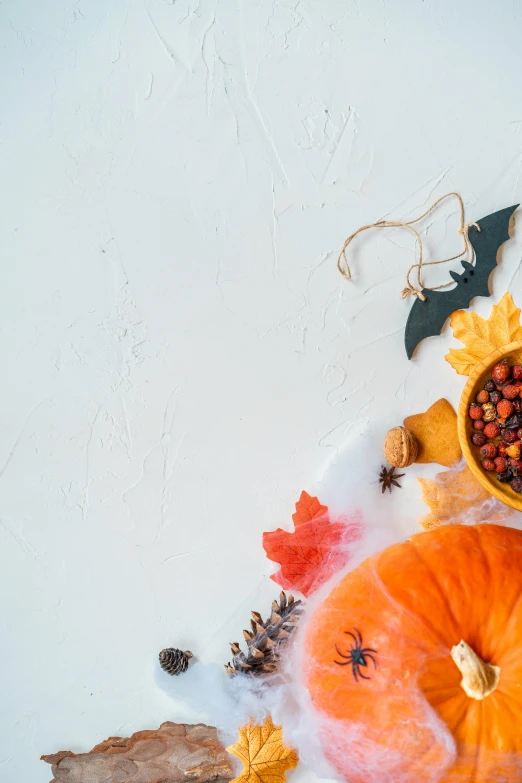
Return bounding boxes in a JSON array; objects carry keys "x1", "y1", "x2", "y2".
[
  {"x1": 383, "y1": 426, "x2": 418, "y2": 468},
  {"x1": 482, "y1": 402, "x2": 497, "y2": 422}
]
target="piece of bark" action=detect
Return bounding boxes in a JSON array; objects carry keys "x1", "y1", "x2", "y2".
[{"x1": 41, "y1": 722, "x2": 235, "y2": 783}]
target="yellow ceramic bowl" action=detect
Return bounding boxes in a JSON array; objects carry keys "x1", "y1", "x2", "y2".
[{"x1": 458, "y1": 341, "x2": 522, "y2": 511}]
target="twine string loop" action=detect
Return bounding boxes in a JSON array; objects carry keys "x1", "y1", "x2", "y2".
[{"x1": 337, "y1": 193, "x2": 481, "y2": 301}]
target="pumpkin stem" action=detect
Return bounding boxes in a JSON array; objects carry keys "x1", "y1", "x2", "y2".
[{"x1": 451, "y1": 640, "x2": 500, "y2": 700}]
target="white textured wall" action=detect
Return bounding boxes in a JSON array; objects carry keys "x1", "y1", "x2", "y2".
[{"x1": 2, "y1": 1, "x2": 522, "y2": 780}]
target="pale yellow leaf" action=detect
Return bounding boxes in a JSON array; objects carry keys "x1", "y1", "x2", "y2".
[
  {"x1": 227, "y1": 716, "x2": 298, "y2": 783},
  {"x1": 417, "y1": 476, "x2": 440, "y2": 514},
  {"x1": 445, "y1": 348, "x2": 487, "y2": 376},
  {"x1": 417, "y1": 463, "x2": 513, "y2": 530},
  {"x1": 445, "y1": 293, "x2": 522, "y2": 375}
]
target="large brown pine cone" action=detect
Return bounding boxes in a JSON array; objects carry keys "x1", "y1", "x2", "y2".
[{"x1": 225, "y1": 591, "x2": 302, "y2": 676}]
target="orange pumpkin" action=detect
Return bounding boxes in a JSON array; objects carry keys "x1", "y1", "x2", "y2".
[{"x1": 304, "y1": 524, "x2": 522, "y2": 783}]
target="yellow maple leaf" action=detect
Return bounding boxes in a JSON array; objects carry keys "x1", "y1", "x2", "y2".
[
  {"x1": 227, "y1": 716, "x2": 298, "y2": 783},
  {"x1": 445, "y1": 293, "x2": 522, "y2": 375},
  {"x1": 417, "y1": 463, "x2": 513, "y2": 530}
]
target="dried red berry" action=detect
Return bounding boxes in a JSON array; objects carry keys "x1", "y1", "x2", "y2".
[
  {"x1": 511, "y1": 476, "x2": 522, "y2": 492},
  {"x1": 476, "y1": 389, "x2": 490, "y2": 404},
  {"x1": 489, "y1": 390, "x2": 502, "y2": 405},
  {"x1": 502, "y1": 384, "x2": 519, "y2": 400},
  {"x1": 473, "y1": 420, "x2": 486, "y2": 430},
  {"x1": 480, "y1": 443, "x2": 498, "y2": 459},
  {"x1": 504, "y1": 429, "x2": 518, "y2": 443},
  {"x1": 492, "y1": 360, "x2": 510, "y2": 384},
  {"x1": 471, "y1": 432, "x2": 487, "y2": 447},
  {"x1": 514, "y1": 399, "x2": 522, "y2": 413},
  {"x1": 484, "y1": 422, "x2": 501, "y2": 439},
  {"x1": 518, "y1": 428, "x2": 522, "y2": 439},
  {"x1": 509, "y1": 458, "x2": 522, "y2": 471},
  {"x1": 498, "y1": 442, "x2": 509, "y2": 456},
  {"x1": 484, "y1": 379, "x2": 496, "y2": 391},
  {"x1": 469, "y1": 404, "x2": 484, "y2": 420},
  {"x1": 481, "y1": 458, "x2": 496, "y2": 471},
  {"x1": 494, "y1": 456, "x2": 508, "y2": 473},
  {"x1": 497, "y1": 399, "x2": 514, "y2": 419},
  {"x1": 505, "y1": 412, "x2": 522, "y2": 430},
  {"x1": 513, "y1": 366, "x2": 522, "y2": 381}
]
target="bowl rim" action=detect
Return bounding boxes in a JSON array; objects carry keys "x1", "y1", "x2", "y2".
[{"x1": 458, "y1": 340, "x2": 522, "y2": 512}]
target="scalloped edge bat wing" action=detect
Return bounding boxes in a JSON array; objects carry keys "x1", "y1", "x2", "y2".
[{"x1": 404, "y1": 204, "x2": 519, "y2": 359}]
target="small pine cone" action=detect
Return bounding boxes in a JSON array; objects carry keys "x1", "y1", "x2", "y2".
[{"x1": 159, "y1": 647, "x2": 193, "y2": 675}]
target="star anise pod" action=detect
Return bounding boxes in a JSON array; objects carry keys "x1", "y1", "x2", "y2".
[{"x1": 379, "y1": 465, "x2": 405, "y2": 493}]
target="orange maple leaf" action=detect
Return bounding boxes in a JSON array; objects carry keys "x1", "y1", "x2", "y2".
[
  {"x1": 291, "y1": 491, "x2": 327, "y2": 526},
  {"x1": 262, "y1": 491, "x2": 362, "y2": 597}
]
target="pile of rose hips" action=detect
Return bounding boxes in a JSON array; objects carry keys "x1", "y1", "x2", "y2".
[{"x1": 468, "y1": 359, "x2": 522, "y2": 493}]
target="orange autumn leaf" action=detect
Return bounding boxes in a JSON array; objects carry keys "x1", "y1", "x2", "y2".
[
  {"x1": 291, "y1": 492, "x2": 327, "y2": 526},
  {"x1": 227, "y1": 716, "x2": 298, "y2": 783},
  {"x1": 445, "y1": 293, "x2": 522, "y2": 375},
  {"x1": 417, "y1": 463, "x2": 513, "y2": 529},
  {"x1": 263, "y1": 491, "x2": 362, "y2": 597}
]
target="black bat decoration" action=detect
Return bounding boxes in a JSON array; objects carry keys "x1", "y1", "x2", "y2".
[{"x1": 404, "y1": 204, "x2": 519, "y2": 359}]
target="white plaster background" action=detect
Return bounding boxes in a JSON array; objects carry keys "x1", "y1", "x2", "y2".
[{"x1": 2, "y1": 0, "x2": 522, "y2": 780}]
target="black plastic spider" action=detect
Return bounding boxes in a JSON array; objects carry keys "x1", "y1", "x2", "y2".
[{"x1": 334, "y1": 627, "x2": 377, "y2": 682}]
